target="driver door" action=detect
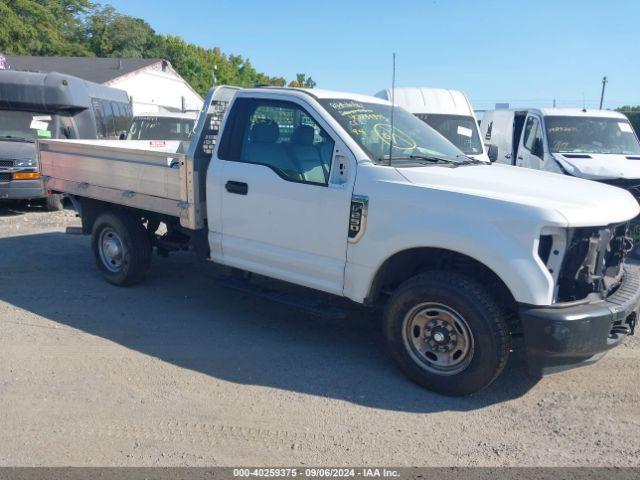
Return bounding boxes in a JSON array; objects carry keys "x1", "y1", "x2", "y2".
[
  {"x1": 517, "y1": 114, "x2": 545, "y2": 170},
  {"x1": 210, "y1": 96, "x2": 355, "y2": 295}
]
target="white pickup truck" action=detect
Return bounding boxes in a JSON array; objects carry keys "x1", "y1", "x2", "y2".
[{"x1": 39, "y1": 86, "x2": 640, "y2": 396}]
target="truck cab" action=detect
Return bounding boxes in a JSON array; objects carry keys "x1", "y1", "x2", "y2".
[
  {"x1": 375, "y1": 87, "x2": 488, "y2": 162},
  {"x1": 39, "y1": 86, "x2": 640, "y2": 396}
]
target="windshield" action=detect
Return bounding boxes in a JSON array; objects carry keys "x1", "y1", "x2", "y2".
[
  {"x1": 127, "y1": 117, "x2": 195, "y2": 140},
  {"x1": 0, "y1": 110, "x2": 54, "y2": 141},
  {"x1": 415, "y1": 114, "x2": 483, "y2": 155},
  {"x1": 319, "y1": 99, "x2": 465, "y2": 163},
  {"x1": 545, "y1": 116, "x2": 640, "y2": 155}
]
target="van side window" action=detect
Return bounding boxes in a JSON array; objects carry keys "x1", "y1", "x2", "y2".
[
  {"x1": 219, "y1": 98, "x2": 334, "y2": 185},
  {"x1": 484, "y1": 121, "x2": 493, "y2": 141},
  {"x1": 59, "y1": 115, "x2": 77, "y2": 139},
  {"x1": 523, "y1": 116, "x2": 540, "y2": 151},
  {"x1": 91, "y1": 98, "x2": 131, "y2": 139},
  {"x1": 91, "y1": 98, "x2": 106, "y2": 139}
]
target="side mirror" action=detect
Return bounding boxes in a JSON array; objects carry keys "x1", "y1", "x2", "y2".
[
  {"x1": 487, "y1": 144, "x2": 498, "y2": 162},
  {"x1": 532, "y1": 138, "x2": 544, "y2": 158},
  {"x1": 119, "y1": 132, "x2": 127, "y2": 140}
]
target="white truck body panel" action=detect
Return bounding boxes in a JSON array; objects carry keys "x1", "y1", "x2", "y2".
[
  {"x1": 206, "y1": 89, "x2": 360, "y2": 295},
  {"x1": 344, "y1": 161, "x2": 639, "y2": 305}
]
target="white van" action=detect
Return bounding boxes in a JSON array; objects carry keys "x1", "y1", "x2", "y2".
[
  {"x1": 375, "y1": 87, "x2": 488, "y2": 162},
  {"x1": 480, "y1": 108, "x2": 640, "y2": 182}
]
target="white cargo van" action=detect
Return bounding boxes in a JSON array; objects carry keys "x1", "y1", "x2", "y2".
[
  {"x1": 480, "y1": 108, "x2": 640, "y2": 181},
  {"x1": 375, "y1": 87, "x2": 488, "y2": 162}
]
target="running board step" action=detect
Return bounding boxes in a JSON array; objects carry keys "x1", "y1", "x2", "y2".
[{"x1": 218, "y1": 276, "x2": 348, "y2": 320}]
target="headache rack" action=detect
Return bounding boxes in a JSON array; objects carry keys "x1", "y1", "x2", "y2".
[{"x1": 556, "y1": 222, "x2": 634, "y2": 302}]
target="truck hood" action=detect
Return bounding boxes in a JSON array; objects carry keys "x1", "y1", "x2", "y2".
[
  {"x1": 554, "y1": 153, "x2": 640, "y2": 180},
  {"x1": 0, "y1": 140, "x2": 36, "y2": 162},
  {"x1": 396, "y1": 163, "x2": 640, "y2": 227}
]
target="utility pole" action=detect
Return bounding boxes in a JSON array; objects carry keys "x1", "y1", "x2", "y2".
[{"x1": 599, "y1": 76, "x2": 608, "y2": 109}]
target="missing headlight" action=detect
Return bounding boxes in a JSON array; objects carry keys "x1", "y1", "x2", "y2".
[{"x1": 538, "y1": 235, "x2": 553, "y2": 265}]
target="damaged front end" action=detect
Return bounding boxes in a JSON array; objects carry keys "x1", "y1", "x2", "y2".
[
  {"x1": 555, "y1": 222, "x2": 634, "y2": 303},
  {"x1": 522, "y1": 222, "x2": 639, "y2": 376}
]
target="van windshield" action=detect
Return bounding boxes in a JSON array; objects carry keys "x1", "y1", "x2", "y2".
[
  {"x1": 415, "y1": 114, "x2": 483, "y2": 155},
  {"x1": 319, "y1": 99, "x2": 465, "y2": 164},
  {"x1": 0, "y1": 110, "x2": 54, "y2": 142},
  {"x1": 545, "y1": 116, "x2": 640, "y2": 155},
  {"x1": 127, "y1": 116, "x2": 195, "y2": 140}
]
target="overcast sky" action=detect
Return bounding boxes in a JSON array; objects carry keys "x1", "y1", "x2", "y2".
[{"x1": 104, "y1": 0, "x2": 640, "y2": 110}]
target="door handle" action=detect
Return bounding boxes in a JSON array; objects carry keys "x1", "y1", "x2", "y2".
[
  {"x1": 225, "y1": 181, "x2": 248, "y2": 195},
  {"x1": 504, "y1": 153, "x2": 512, "y2": 159}
]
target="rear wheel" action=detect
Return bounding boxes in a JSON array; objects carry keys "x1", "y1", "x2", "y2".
[
  {"x1": 383, "y1": 271, "x2": 510, "y2": 396},
  {"x1": 91, "y1": 211, "x2": 152, "y2": 286}
]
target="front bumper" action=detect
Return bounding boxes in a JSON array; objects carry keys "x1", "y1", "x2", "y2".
[
  {"x1": 520, "y1": 266, "x2": 639, "y2": 377},
  {"x1": 0, "y1": 179, "x2": 45, "y2": 200}
]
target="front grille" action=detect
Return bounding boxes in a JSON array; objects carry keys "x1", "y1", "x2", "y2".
[
  {"x1": 0, "y1": 159, "x2": 14, "y2": 167},
  {"x1": 556, "y1": 222, "x2": 632, "y2": 302},
  {"x1": 0, "y1": 172, "x2": 11, "y2": 182}
]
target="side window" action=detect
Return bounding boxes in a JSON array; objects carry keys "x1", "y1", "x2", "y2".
[
  {"x1": 59, "y1": 115, "x2": 77, "y2": 139},
  {"x1": 98, "y1": 99, "x2": 115, "y2": 138},
  {"x1": 523, "y1": 116, "x2": 540, "y2": 151},
  {"x1": 484, "y1": 121, "x2": 493, "y2": 141},
  {"x1": 114, "y1": 102, "x2": 131, "y2": 134},
  {"x1": 91, "y1": 98, "x2": 106, "y2": 139},
  {"x1": 220, "y1": 98, "x2": 334, "y2": 185}
]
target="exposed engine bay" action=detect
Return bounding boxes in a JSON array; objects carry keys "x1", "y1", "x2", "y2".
[{"x1": 552, "y1": 223, "x2": 634, "y2": 302}]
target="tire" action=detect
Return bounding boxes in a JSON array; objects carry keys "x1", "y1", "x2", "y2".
[
  {"x1": 45, "y1": 194, "x2": 64, "y2": 211},
  {"x1": 91, "y1": 211, "x2": 152, "y2": 286},
  {"x1": 383, "y1": 271, "x2": 510, "y2": 396}
]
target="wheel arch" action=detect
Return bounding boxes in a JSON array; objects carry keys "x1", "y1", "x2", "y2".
[{"x1": 365, "y1": 247, "x2": 519, "y2": 321}]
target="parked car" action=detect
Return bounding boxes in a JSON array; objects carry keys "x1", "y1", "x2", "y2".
[
  {"x1": 124, "y1": 112, "x2": 197, "y2": 141},
  {"x1": 375, "y1": 87, "x2": 488, "y2": 162},
  {"x1": 39, "y1": 86, "x2": 640, "y2": 396},
  {"x1": 0, "y1": 70, "x2": 131, "y2": 210}
]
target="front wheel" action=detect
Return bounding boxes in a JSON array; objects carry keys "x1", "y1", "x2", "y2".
[
  {"x1": 91, "y1": 211, "x2": 152, "y2": 286},
  {"x1": 383, "y1": 271, "x2": 510, "y2": 396}
]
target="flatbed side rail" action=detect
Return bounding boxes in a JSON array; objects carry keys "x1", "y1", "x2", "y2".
[{"x1": 38, "y1": 139, "x2": 195, "y2": 223}]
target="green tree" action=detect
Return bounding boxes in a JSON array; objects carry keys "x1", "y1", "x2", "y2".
[
  {"x1": 288, "y1": 73, "x2": 316, "y2": 88},
  {"x1": 0, "y1": 0, "x2": 314, "y2": 96},
  {"x1": 0, "y1": 0, "x2": 93, "y2": 55},
  {"x1": 86, "y1": 5, "x2": 160, "y2": 58}
]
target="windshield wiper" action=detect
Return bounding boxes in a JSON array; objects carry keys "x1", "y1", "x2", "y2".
[
  {"x1": 377, "y1": 154, "x2": 462, "y2": 166},
  {"x1": 455, "y1": 154, "x2": 486, "y2": 165},
  {"x1": 0, "y1": 135, "x2": 33, "y2": 143}
]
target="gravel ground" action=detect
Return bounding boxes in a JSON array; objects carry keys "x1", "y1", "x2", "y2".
[{"x1": 0, "y1": 203, "x2": 638, "y2": 467}]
